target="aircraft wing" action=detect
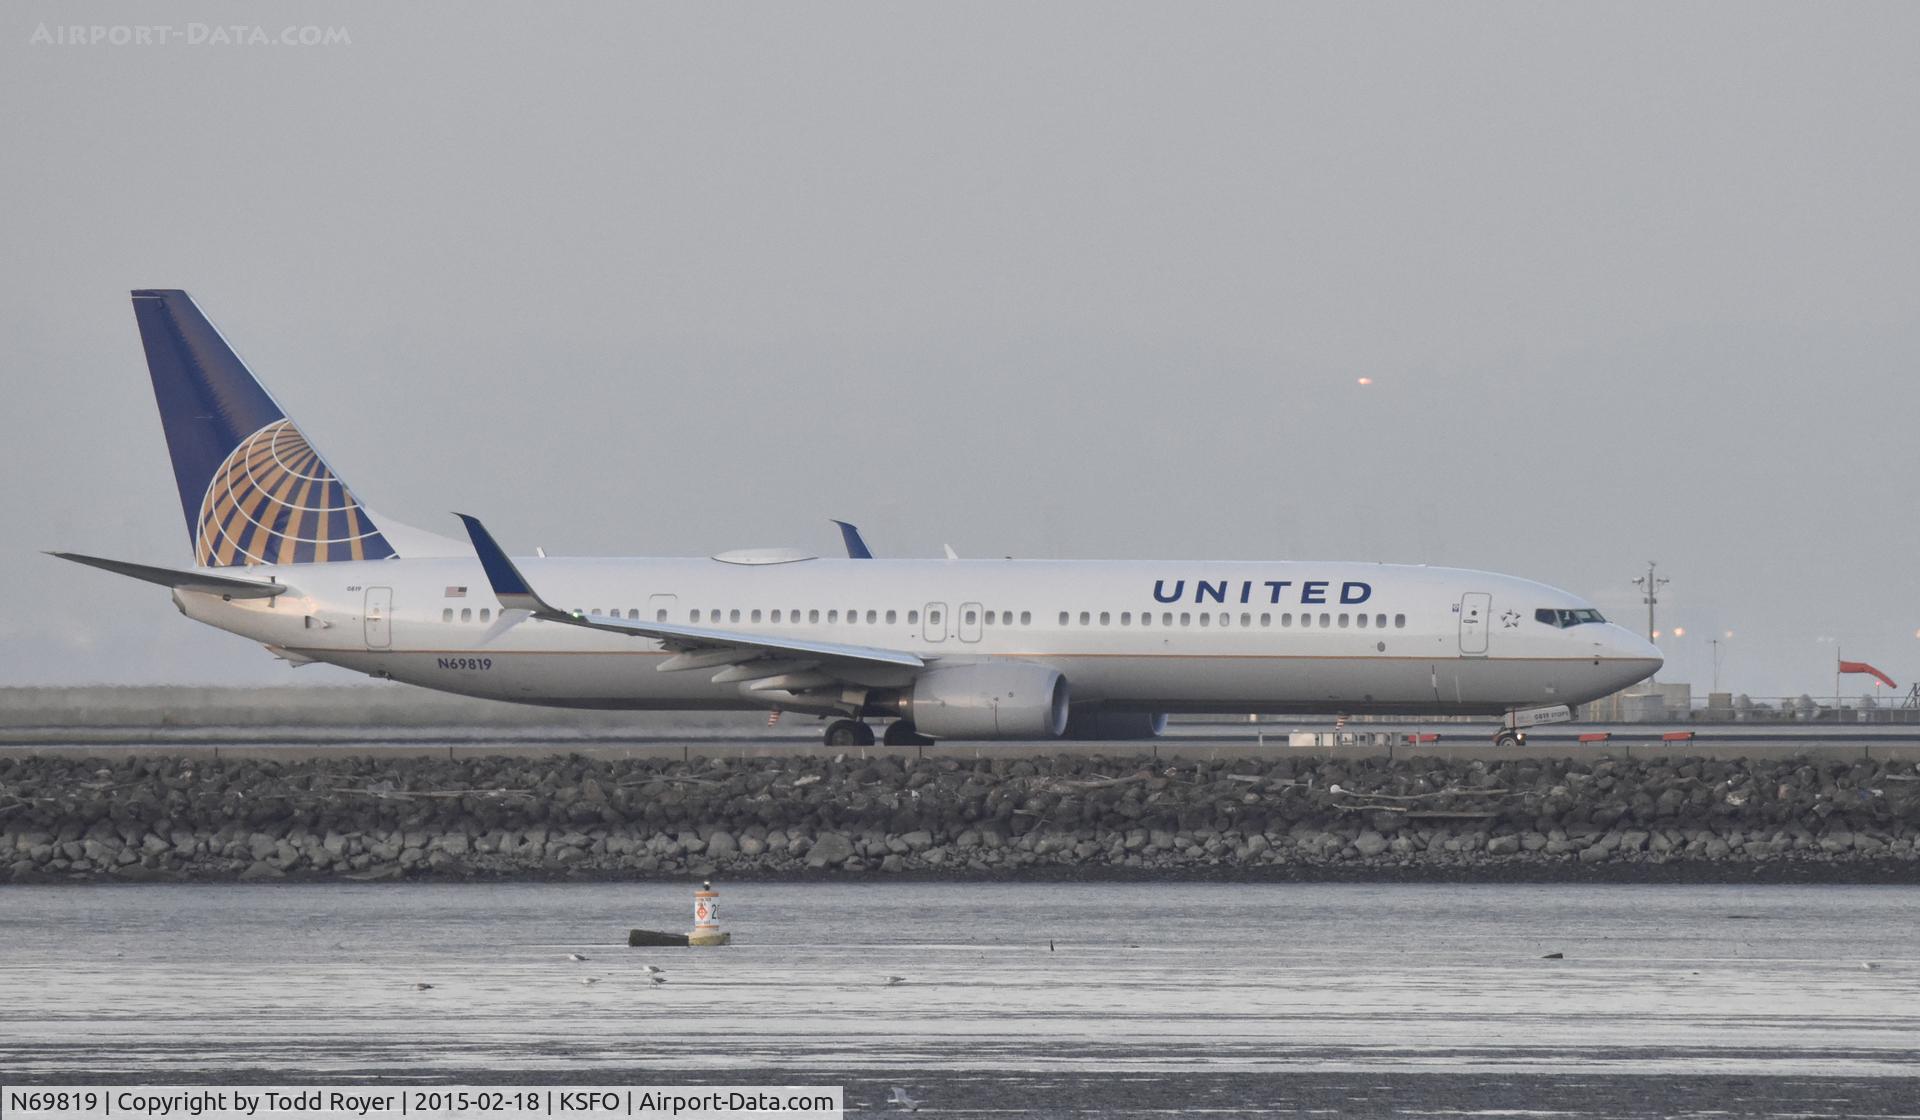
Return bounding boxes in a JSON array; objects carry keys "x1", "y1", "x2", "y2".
[
  {"x1": 49, "y1": 552, "x2": 294, "y2": 599},
  {"x1": 456, "y1": 516, "x2": 925, "y2": 686}
]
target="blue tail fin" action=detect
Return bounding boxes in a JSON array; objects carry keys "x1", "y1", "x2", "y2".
[{"x1": 131, "y1": 290, "x2": 396, "y2": 566}]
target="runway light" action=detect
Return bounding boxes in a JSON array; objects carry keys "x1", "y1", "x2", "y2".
[
  {"x1": 1356, "y1": 377, "x2": 1373, "y2": 386},
  {"x1": 1724, "y1": 630, "x2": 1734, "y2": 639},
  {"x1": 1672, "y1": 627, "x2": 1686, "y2": 638},
  {"x1": 1652, "y1": 629, "x2": 1661, "y2": 640}
]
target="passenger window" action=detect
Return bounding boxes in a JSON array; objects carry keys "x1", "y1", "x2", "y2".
[
  {"x1": 690, "y1": 609, "x2": 701, "y2": 623},
  {"x1": 1260, "y1": 613, "x2": 1271, "y2": 627},
  {"x1": 1339, "y1": 613, "x2": 1349, "y2": 628},
  {"x1": 1395, "y1": 613, "x2": 1406, "y2": 628},
  {"x1": 1240, "y1": 613, "x2": 1251, "y2": 627},
  {"x1": 657, "y1": 609, "x2": 668, "y2": 622},
  {"x1": 908, "y1": 610, "x2": 919, "y2": 624},
  {"x1": 810, "y1": 609, "x2": 821, "y2": 623},
  {"x1": 1099, "y1": 612, "x2": 1110, "y2": 625},
  {"x1": 460, "y1": 608, "x2": 472, "y2": 622},
  {"x1": 1020, "y1": 611, "x2": 1031, "y2": 625},
  {"x1": 1079, "y1": 611, "x2": 1090, "y2": 625},
  {"x1": 983, "y1": 612, "x2": 993, "y2": 626},
  {"x1": 730, "y1": 609, "x2": 741, "y2": 623},
  {"x1": 1120, "y1": 612, "x2": 1131, "y2": 625},
  {"x1": 1376, "y1": 614, "x2": 1386, "y2": 628},
  {"x1": 867, "y1": 610, "x2": 878, "y2": 624},
  {"x1": 441, "y1": 608, "x2": 452, "y2": 622},
  {"x1": 930, "y1": 610, "x2": 942, "y2": 625},
  {"x1": 1199, "y1": 613, "x2": 1210, "y2": 628},
  {"x1": 965, "y1": 610, "x2": 978, "y2": 625},
  {"x1": 1059, "y1": 612, "x2": 1069, "y2": 625},
  {"x1": 771, "y1": 610, "x2": 782, "y2": 623},
  {"x1": 1002, "y1": 611, "x2": 1013, "y2": 625},
  {"x1": 1282, "y1": 613, "x2": 1292, "y2": 627},
  {"x1": 1320, "y1": 613, "x2": 1331, "y2": 627},
  {"x1": 1356, "y1": 613, "x2": 1368, "y2": 628},
  {"x1": 481, "y1": 609, "x2": 491, "y2": 622},
  {"x1": 748, "y1": 609, "x2": 760, "y2": 623},
  {"x1": 1180, "y1": 612, "x2": 1191, "y2": 626},
  {"x1": 1163, "y1": 612, "x2": 1173, "y2": 626},
  {"x1": 886, "y1": 610, "x2": 897, "y2": 624},
  {"x1": 828, "y1": 610, "x2": 839, "y2": 623}
]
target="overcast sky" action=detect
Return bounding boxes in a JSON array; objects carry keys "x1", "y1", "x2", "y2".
[{"x1": 3, "y1": 2, "x2": 1916, "y2": 700}]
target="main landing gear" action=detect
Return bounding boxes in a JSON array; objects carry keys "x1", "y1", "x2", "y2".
[
  {"x1": 882, "y1": 720, "x2": 935, "y2": 747},
  {"x1": 823, "y1": 719, "x2": 875, "y2": 748}
]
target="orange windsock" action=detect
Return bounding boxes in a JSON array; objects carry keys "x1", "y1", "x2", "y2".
[{"x1": 1839, "y1": 660, "x2": 1898, "y2": 689}]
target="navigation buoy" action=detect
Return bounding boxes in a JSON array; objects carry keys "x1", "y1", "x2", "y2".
[{"x1": 689, "y1": 880, "x2": 730, "y2": 947}]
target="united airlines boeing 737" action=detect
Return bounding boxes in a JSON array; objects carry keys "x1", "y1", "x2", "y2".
[{"x1": 55, "y1": 290, "x2": 1661, "y2": 747}]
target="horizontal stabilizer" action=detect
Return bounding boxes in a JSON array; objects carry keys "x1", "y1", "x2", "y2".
[{"x1": 50, "y1": 551, "x2": 293, "y2": 599}]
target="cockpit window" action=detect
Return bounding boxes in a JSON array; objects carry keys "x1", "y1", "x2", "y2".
[{"x1": 1535, "y1": 607, "x2": 1607, "y2": 628}]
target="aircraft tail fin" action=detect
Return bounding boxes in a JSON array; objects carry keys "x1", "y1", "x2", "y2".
[{"x1": 131, "y1": 289, "x2": 398, "y2": 566}]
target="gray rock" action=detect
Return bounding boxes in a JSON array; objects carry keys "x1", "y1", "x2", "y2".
[
  {"x1": 807, "y1": 831, "x2": 854, "y2": 868},
  {"x1": 706, "y1": 831, "x2": 737, "y2": 859},
  {"x1": 1353, "y1": 830, "x2": 1389, "y2": 857}
]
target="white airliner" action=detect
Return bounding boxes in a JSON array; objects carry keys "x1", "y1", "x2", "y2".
[{"x1": 56, "y1": 290, "x2": 1661, "y2": 747}]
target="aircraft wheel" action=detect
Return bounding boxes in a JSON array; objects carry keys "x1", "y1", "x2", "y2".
[
  {"x1": 1492, "y1": 729, "x2": 1523, "y2": 749},
  {"x1": 882, "y1": 720, "x2": 934, "y2": 747},
  {"x1": 825, "y1": 719, "x2": 873, "y2": 748}
]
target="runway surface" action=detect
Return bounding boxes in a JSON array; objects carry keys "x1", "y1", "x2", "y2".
[
  {"x1": 3, "y1": 882, "x2": 1919, "y2": 1116},
  {"x1": 6, "y1": 721, "x2": 1920, "y2": 763}
]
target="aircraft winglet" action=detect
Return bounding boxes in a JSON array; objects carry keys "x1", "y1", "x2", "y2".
[
  {"x1": 831, "y1": 519, "x2": 874, "y2": 559},
  {"x1": 455, "y1": 514, "x2": 553, "y2": 614}
]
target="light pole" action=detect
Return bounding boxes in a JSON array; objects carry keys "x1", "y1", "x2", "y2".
[{"x1": 1632, "y1": 562, "x2": 1669, "y2": 645}]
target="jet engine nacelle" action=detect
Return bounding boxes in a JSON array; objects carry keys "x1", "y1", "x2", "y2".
[
  {"x1": 1063, "y1": 708, "x2": 1168, "y2": 740},
  {"x1": 908, "y1": 663, "x2": 1070, "y2": 739}
]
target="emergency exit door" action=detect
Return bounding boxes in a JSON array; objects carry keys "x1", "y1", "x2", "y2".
[
  {"x1": 364, "y1": 587, "x2": 393, "y2": 649},
  {"x1": 1458, "y1": 592, "x2": 1490, "y2": 656}
]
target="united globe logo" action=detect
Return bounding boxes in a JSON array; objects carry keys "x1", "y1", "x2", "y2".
[{"x1": 194, "y1": 419, "x2": 395, "y2": 566}]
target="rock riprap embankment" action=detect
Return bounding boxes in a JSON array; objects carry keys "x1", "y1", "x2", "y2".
[{"x1": 4, "y1": 752, "x2": 1919, "y2": 883}]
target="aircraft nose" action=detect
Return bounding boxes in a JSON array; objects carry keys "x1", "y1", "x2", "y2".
[{"x1": 1599, "y1": 625, "x2": 1663, "y2": 688}]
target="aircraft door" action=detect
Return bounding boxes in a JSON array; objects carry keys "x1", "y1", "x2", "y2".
[
  {"x1": 958, "y1": 601, "x2": 983, "y2": 643},
  {"x1": 364, "y1": 587, "x2": 392, "y2": 649},
  {"x1": 1458, "y1": 592, "x2": 1490, "y2": 657},
  {"x1": 922, "y1": 602, "x2": 948, "y2": 642}
]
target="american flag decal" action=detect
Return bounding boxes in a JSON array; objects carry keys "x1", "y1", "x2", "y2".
[{"x1": 445, "y1": 586, "x2": 468, "y2": 598}]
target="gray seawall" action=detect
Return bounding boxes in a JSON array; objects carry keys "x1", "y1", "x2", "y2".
[{"x1": 5, "y1": 752, "x2": 1919, "y2": 884}]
